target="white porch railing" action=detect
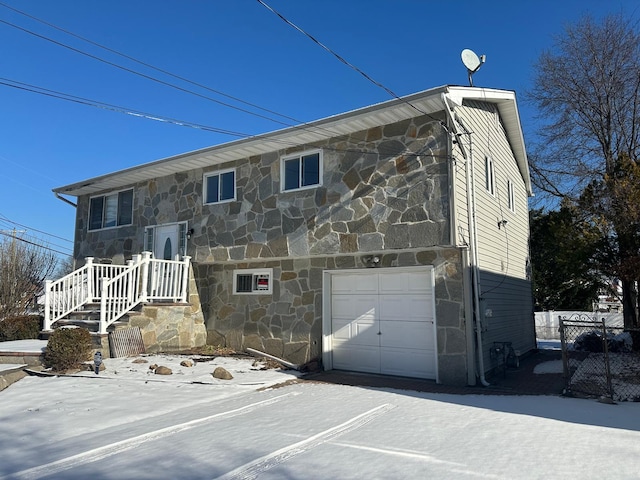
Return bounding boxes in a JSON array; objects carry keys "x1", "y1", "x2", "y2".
[{"x1": 44, "y1": 252, "x2": 191, "y2": 334}]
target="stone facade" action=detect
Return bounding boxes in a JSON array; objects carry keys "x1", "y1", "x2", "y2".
[
  {"x1": 73, "y1": 115, "x2": 470, "y2": 385},
  {"x1": 127, "y1": 269, "x2": 207, "y2": 353}
]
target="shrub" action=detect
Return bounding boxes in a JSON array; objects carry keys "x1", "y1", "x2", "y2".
[
  {"x1": 44, "y1": 327, "x2": 93, "y2": 372},
  {"x1": 0, "y1": 315, "x2": 42, "y2": 341}
]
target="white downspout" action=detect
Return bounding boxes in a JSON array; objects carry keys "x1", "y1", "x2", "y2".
[
  {"x1": 442, "y1": 91, "x2": 489, "y2": 387},
  {"x1": 464, "y1": 131, "x2": 490, "y2": 386}
]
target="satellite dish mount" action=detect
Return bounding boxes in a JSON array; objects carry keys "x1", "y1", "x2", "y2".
[{"x1": 461, "y1": 49, "x2": 486, "y2": 87}]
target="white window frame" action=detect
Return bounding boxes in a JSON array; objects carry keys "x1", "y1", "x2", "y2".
[
  {"x1": 88, "y1": 188, "x2": 134, "y2": 231},
  {"x1": 233, "y1": 268, "x2": 273, "y2": 295},
  {"x1": 280, "y1": 149, "x2": 323, "y2": 192},
  {"x1": 204, "y1": 168, "x2": 236, "y2": 205},
  {"x1": 484, "y1": 156, "x2": 495, "y2": 196},
  {"x1": 507, "y1": 179, "x2": 515, "y2": 212}
]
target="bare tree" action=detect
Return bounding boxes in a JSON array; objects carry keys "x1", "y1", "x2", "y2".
[
  {"x1": 0, "y1": 233, "x2": 58, "y2": 319},
  {"x1": 529, "y1": 13, "x2": 640, "y2": 328}
]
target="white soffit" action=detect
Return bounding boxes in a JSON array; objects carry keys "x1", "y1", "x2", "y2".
[{"x1": 53, "y1": 85, "x2": 527, "y2": 197}]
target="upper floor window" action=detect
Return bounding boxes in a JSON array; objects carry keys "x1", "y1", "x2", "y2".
[
  {"x1": 485, "y1": 156, "x2": 495, "y2": 196},
  {"x1": 507, "y1": 179, "x2": 515, "y2": 212},
  {"x1": 204, "y1": 169, "x2": 236, "y2": 204},
  {"x1": 281, "y1": 150, "x2": 322, "y2": 192},
  {"x1": 88, "y1": 189, "x2": 133, "y2": 230}
]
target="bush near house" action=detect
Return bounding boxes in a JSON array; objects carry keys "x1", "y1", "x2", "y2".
[
  {"x1": 0, "y1": 315, "x2": 42, "y2": 341},
  {"x1": 44, "y1": 327, "x2": 93, "y2": 372}
]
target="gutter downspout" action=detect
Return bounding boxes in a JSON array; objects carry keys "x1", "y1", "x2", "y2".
[
  {"x1": 54, "y1": 192, "x2": 77, "y2": 208},
  {"x1": 464, "y1": 128, "x2": 490, "y2": 387},
  {"x1": 442, "y1": 91, "x2": 489, "y2": 387}
]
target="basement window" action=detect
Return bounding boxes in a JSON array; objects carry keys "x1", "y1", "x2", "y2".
[{"x1": 233, "y1": 268, "x2": 273, "y2": 295}]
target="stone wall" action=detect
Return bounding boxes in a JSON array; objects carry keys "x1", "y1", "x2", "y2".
[
  {"x1": 127, "y1": 267, "x2": 207, "y2": 353},
  {"x1": 72, "y1": 115, "x2": 471, "y2": 384},
  {"x1": 195, "y1": 247, "x2": 467, "y2": 384}
]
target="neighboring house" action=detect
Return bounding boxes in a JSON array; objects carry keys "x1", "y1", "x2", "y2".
[{"x1": 52, "y1": 85, "x2": 535, "y2": 386}]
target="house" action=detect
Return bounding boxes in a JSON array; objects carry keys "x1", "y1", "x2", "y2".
[{"x1": 50, "y1": 85, "x2": 535, "y2": 386}]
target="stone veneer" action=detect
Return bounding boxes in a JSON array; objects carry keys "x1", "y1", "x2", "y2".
[
  {"x1": 74, "y1": 115, "x2": 470, "y2": 385},
  {"x1": 127, "y1": 268, "x2": 207, "y2": 353}
]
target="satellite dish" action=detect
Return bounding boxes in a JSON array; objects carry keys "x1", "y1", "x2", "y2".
[{"x1": 461, "y1": 49, "x2": 486, "y2": 87}]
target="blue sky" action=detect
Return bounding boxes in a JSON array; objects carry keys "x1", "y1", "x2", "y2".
[{"x1": 0, "y1": 0, "x2": 637, "y2": 261}]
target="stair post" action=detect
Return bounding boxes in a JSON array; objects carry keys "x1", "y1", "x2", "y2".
[
  {"x1": 140, "y1": 252, "x2": 151, "y2": 303},
  {"x1": 85, "y1": 257, "x2": 94, "y2": 300},
  {"x1": 43, "y1": 279, "x2": 52, "y2": 331},
  {"x1": 180, "y1": 256, "x2": 191, "y2": 303},
  {"x1": 99, "y1": 280, "x2": 108, "y2": 335}
]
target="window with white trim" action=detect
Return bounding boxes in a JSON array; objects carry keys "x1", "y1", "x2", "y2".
[
  {"x1": 484, "y1": 156, "x2": 495, "y2": 196},
  {"x1": 233, "y1": 268, "x2": 273, "y2": 295},
  {"x1": 507, "y1": 179, "x2": 515, "y2": 212},
  {"x1": 281, "y1": 150, "x2": 322, "y2": 192},
  {"x1": 204, "y1": 169, "x2": 236, "y2": 204},
  {"x1": 88, "y1": 189, "x2": 133, "y2": 230}
]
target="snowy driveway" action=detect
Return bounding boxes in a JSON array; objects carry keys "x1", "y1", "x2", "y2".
[{"x1": 1, "y1": 355, "x2": 640, "y2": 479}]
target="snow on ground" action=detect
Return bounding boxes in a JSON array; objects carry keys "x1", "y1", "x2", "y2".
[{"x1": 1, "y1": 352, "x2": 640, "y2": 479}]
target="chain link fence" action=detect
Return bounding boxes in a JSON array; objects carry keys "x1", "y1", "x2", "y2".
[{"x1": 559, "y1": 314, "x2": 640, "y2": 402}]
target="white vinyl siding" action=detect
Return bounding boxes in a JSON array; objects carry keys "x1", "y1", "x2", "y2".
[{"x1": 452, "y1": 100, "x2": 535, "y2": 366}]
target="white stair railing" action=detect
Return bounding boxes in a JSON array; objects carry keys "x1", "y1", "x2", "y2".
[
  {"x1": 45, "y1": 253, "x2": 191, "y2": 334},
  {"x1": 98, "y1": 253, "x2": 191, "y2": 334},
  {"x1": 43, "y1": 257, "x2": 128, "y2": 331}
]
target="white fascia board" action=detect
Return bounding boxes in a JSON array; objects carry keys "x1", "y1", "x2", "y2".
[{"x1": 444, "y1": 87, "x2": 532, "y2": 196}]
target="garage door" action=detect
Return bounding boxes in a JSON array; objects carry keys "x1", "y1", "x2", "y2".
[{"x1": 330, "y1": 268, "x2": 437, "y2": 379}]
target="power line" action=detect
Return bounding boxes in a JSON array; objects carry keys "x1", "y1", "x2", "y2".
[
  {"x1": 0, "y1": 18, "x2": 295, "y2": 127},
  {"x1": 0, "y1": 10, "x2": 351, "y2": 141},
  {"x1": 0, "y1": 230, "x2": 71, "y2": 256},
  {"x1": 0, "y1": 77, "x2": 253, "y2": 137},
  {"x1": 256, "y1": 0, "x2": 447, "y2": 129},
  {"x1": 0, "y1": 213, "x2": 72, "y2": 243},
  {"x1": 0, "y1": 76, "x2": 450, "y2": 162},
  {"x1": 0, "y1": 1, "x2": 306, "y2": 127}
]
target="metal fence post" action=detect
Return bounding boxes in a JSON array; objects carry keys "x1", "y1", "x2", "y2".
[{"x1": 601, "y1": 319, "x2": 614, "y2": 399}]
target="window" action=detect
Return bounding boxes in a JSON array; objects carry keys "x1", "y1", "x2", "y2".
[
  {"x1": 88, "y1": 189, "x2": 133, "y2": 230},
  {"x1": 507, "y1": 180, "x2": 515, "y2": 212},
  {"x1": 281, "y1": 150, "x2": 322, "y2": 191},
  {"x1": 484, "y1": 156, "x2": 495, "y2": 195},
  {"x1": 233, "y1": 268, "x2": 273, "y2": 295},
  {"x1": 204, "y1": 169, "x2": 236, "y2": 204}
]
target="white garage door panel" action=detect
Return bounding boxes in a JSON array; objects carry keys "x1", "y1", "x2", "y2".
[
  {"x1": 329, "y1": 268, "x2": 437, "y2": 380},
  {"x1": 333, "y1": 345, "x2": 380, "y2": 373},
  {"x1": 380, "y1": 320, "x2": 435, "y2": 350},
  {"x1": 332, "y1": 295, "x2": 378, "y2": 320},
  {"x1": 379, "y1": 272, "x2": 432, "y2": 295},
  {"x1": 379, "y1": 295, "x2": 432, "y2": 322},
  {"x1": 380, "y1": 347, "x2": 436, "y2": 379},
  {"x1": 332, "y1": 274, "x2": 378, "y2": 294},
  {"x1": 331, "y1": 318, "x2": 379, "y2": 346}
]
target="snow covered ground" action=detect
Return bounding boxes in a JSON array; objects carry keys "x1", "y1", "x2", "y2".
[{"x1": 1, "y1": 352, "x2": 640, "y2": 479}]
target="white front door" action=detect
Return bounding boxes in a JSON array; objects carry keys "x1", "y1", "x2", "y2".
[{"x1": 153, "y1": 224, "x2": 180, "y2": 260}]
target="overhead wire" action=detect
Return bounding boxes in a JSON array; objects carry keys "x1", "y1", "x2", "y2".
[
  {"x1": 0, "y1": 76, "x2": 451, "y2": 162},
  {"x1": 0, "y1": 5, "x2": 352, "y2": 141},
  {"x1": 256, "y1": 0, "x2": 449, "y2": 131},
  {"x1": 0, "y1": 213, "x2": 72, "y2": 243},
  {"x1": 0, "y1": 1, "x2": 305, "y2": 126},
  {"x1": 0, "y1": 231, "x2": 72, "y2": 257}
]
